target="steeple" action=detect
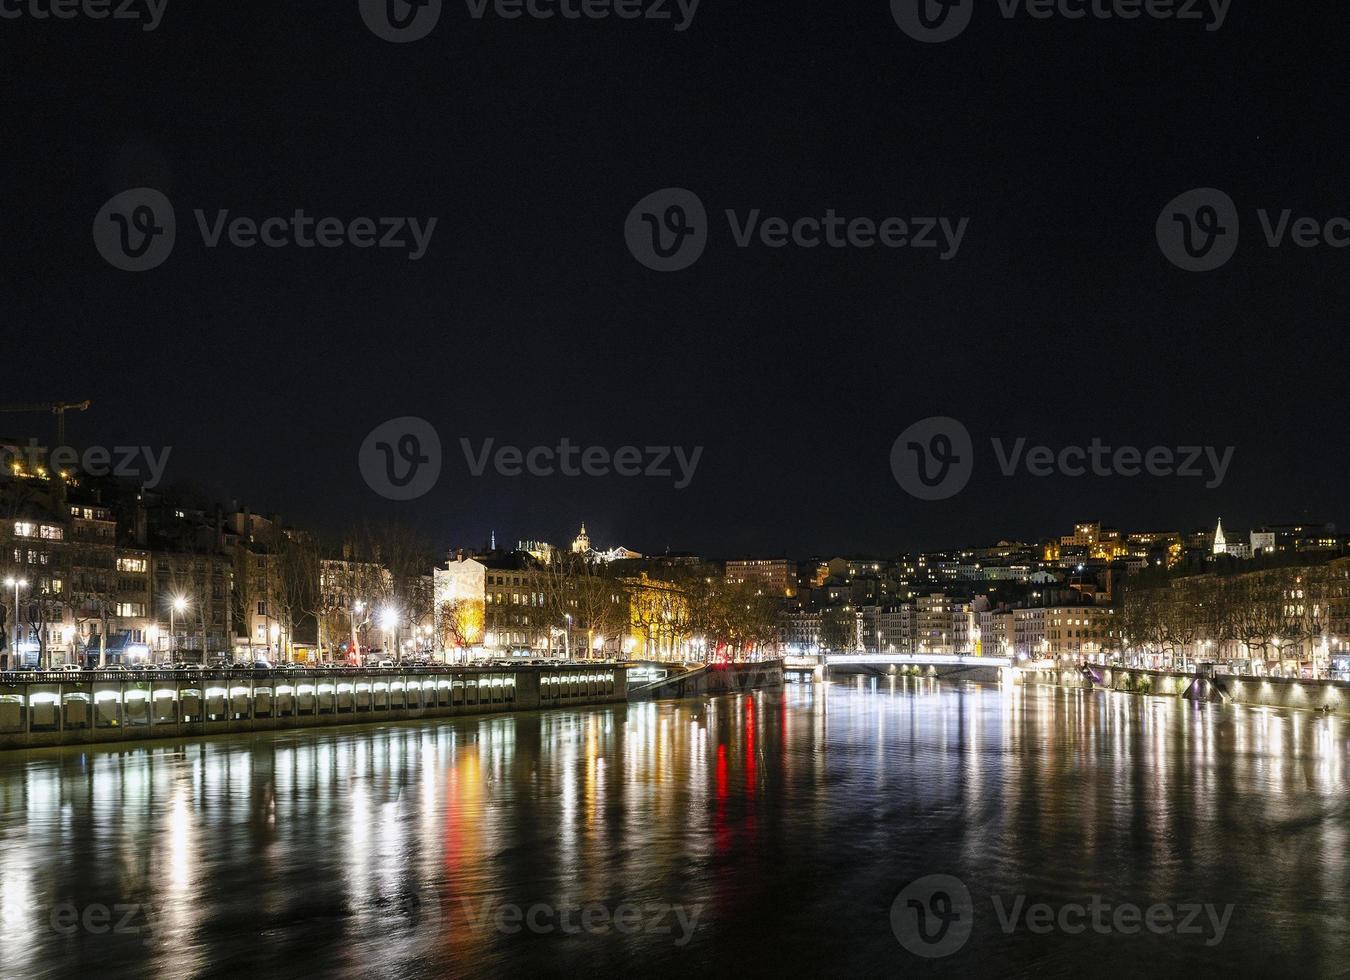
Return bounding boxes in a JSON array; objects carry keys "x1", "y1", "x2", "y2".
[
  {"x1": 1213, "y1": 518, "x2": 1227, "y2": 555},
  {"x1": 571, "y1": 522, "x2": 591, "y2": 554}
]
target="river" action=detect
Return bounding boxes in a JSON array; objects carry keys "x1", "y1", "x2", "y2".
[{"x1": 0, "y1": 677, "x2": 1346, "y2": 978}]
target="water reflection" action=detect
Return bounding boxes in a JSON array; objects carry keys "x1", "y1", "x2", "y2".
[{"x1": 0, "y1": 680, "x2": 1347, "y2": 978}]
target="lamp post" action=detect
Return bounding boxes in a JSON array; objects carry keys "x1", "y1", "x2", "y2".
[
  {"x1": 564, "y1": 613, "x2": 572, "y2": 660},
  {"x1": 5, "y1": 577, "x2": 28, "y2": 670},
  {"x1": 381, "y1": 607, "x2": 400, "y2": 663},
  {"x1": 170, "y1": 596, "x2": 188, "y2": 665},
  {"x1": 351, "y1": 599, "x2": 365, "y2": 665}
]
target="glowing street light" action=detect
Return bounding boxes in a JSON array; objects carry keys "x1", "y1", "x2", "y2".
[
  {"x1": 380, "y1": 607, "x2": 400, "y2": 662},
  {"x1": 170, "y1": 595, "x2": 189, "y2": 663},
  {"x1": 350, "y1": 599, "x2": 367, "y2": 664}
]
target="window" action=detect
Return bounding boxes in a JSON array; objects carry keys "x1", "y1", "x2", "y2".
[
  {"x1": 257, "y1": 601, "x2": 267, "y2": 616},
  {"x1": 13, "y1": 522, "x2": 35, "y2": 538},
  {"x1": 116, "y1": 602, "x2": 146, "y2": 617},
  {"x1": 117, "y1": 557, "x2": 148, "y2": 574}
]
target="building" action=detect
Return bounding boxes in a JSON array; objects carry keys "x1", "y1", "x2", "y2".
[
  {"x1": 436, "y1": 551, "x2": 560, "y2": 658},
  {"x1": 317, "y1": 554, "x2": 393, "y2": 662},
  {"x1": 625, "y1": 572, "x2": 694, "y2": 662},
  {"x1": 1045, "y1": 605, "x2": 1118, "y2": 663},
  {"x1": 871, "y1": 605, "x2": 914, "y2": 654},
  {"x1": 433, "y1": 553, "x2": 488, "y2": 658},
  {"x1": 914, "y1": 594, "x2": 971, "y2": 654},
  {"x1": 1259, "y1": 523, "x2": 1341, "y2": 554},
  {"x1": 779, "y1": 609, "x2": 822, "y2": 653},
  {"x1": 151, "y1": 550, "x2": 233, "y2": 662},
  {"x1": 725, "y1": 558, "x2": 796, "y2": 597},
  {"x1": 1013, "y1": 607, "x2": 1048, "y2": 660},
  {"x1": 566, "y1": 523, "x2": 642, "y2": 564}
]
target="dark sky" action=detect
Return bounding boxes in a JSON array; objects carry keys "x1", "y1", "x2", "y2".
[{"x1": 4, "y1": 2, "x2": 1348, "y2": 558}]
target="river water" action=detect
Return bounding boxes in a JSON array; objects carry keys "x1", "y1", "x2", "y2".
[{"x1": 0, "y1": 677, "x2": 1346, "y2": 978}]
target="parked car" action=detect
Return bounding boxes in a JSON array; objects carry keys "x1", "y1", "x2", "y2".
[
  {"x1": 57, "y1": 663, "x2": 83, "y2": 672},
  {"x1": 250, "y1": 659, "x2": 273, "y2": 670},
  {"x1": 375, "y1": 660, "x2": 395, "y2": 668}
]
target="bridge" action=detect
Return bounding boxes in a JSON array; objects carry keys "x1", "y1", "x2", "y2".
[{"x1": 785, "y1": 653, "x2": 1014, "y2": 682}]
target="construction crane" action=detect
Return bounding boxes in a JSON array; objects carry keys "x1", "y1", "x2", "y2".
[{"x1": 0, "y1": 400, "x2": 92, "y2": 446}]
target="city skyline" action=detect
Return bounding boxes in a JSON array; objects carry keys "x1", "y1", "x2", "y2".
[
  {"x1": 5, "y1": 428, "x2": 1343, "y2": 563},
  {"x1": 3, "y1": 409, "x2": 1342, "y2": 559},
  {"x1": 5, "y1": 434, "x2": 1347, "y2": 675}
]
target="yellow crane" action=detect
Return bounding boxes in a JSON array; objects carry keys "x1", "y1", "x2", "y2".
[{"x1": 0, "y1": 400, "x2": 92, "y2": 445}]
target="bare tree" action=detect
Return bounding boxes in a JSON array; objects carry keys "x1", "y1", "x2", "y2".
[
  {"x1": 352, "y1": 521, "x2": 435, "y2": 661},
  {"x1": 539, "y1": 552, "x2": 630, "y2": 658},
  {"x1": 67, "y1": 540, "x2": 116, "y2": 667},
  {"x1": 273, "y1": 531, "x2": 320, "y2": 663}
]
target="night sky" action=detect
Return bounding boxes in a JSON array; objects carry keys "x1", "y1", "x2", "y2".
[{"x1": 4, "y1": 2, "x2": 1348, "y2": 558}]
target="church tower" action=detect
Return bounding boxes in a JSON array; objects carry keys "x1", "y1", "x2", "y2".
[
  {"x1": 571, "y1": 522, "x2": 591, "y2": 554},
  {"x1": 1213, "y1": 518, "x2": 1227, "y2": 556}
]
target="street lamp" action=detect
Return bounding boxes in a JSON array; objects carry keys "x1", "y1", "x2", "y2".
[
  {"x1": 170, "y1": 595, "x2": 188, "y2": 664},
  {"x1": 564, "y1": 613, "x2": 572, "y2": 661},
  {"x1": 380, "y1": 607, "x2": 400, "y2": 663},
  {"x1": 5, "y1": 577, "x2": 28, "y2": 669},
  {"x1": 351, "y1": 599, "x2": 366, "y2": 665}
]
